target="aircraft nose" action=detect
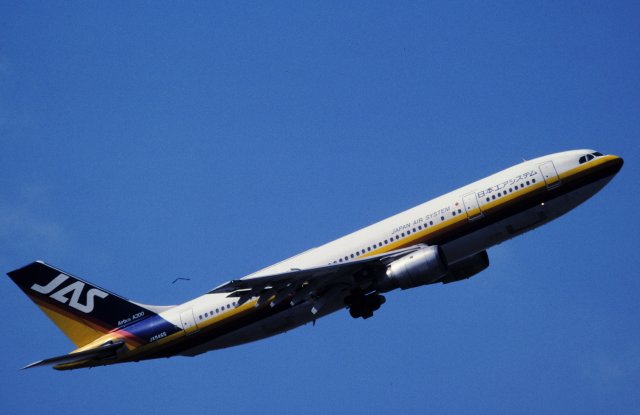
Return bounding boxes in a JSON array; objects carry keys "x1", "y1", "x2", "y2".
[{"x1": 609, "y1": 155, "x2": 624, "y2": 175}]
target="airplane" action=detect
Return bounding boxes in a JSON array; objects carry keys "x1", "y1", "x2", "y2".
[{"x1": 7, "y1": 149, "x2": 623, "y2": 370}]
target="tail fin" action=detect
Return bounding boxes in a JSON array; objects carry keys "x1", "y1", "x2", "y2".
[{"x1": 7, "y1": 261, "x2": 157, "y2": 347}]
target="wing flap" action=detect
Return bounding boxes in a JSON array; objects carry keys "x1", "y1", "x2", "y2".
[
  {"x1": 210, "y1": 245, "x2": 424, "y2": 295},
  {"x1": 209, "y1": 245, "x2": 427, "y2": 312}
]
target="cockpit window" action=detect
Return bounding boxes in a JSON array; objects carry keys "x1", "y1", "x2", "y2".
[{"x1": 579, "y1": 151, "x2": 604, "y2": 164}]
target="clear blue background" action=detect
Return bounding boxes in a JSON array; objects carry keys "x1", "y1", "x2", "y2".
[{"x1": 1, "y1": 1, "x2": 638, "y2": 414}]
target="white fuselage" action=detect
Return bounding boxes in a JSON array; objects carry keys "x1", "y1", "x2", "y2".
[{"x1": 136, "y1": 149, "x2": 620, "y2": 357}]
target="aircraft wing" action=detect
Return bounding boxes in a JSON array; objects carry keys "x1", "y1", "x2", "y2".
[
  {"x1": 209, "y1": 244, "x2": 426, "y2": 313},
  {"x1": 22, "y1": 340, "x2": 125, "y2": 370}
]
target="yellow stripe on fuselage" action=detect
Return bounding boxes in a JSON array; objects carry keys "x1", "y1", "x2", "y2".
[
  {"x1": 360, "y1": 155, "x2": 618, "y2": 259},
  {"x1": 99, "y1": 298, "x2": 262, "y2": 362}
]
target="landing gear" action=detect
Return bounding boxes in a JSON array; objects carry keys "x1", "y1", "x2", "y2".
[{"x1": 346, "y1": 292, "x2": 386, "y2": 319}]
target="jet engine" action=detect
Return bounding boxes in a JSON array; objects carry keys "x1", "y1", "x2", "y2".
[
  {"x1": 377, "y1": 245, "x2": 448, "y2": 292},
  {"x1": 439, "y1": 251, "x2": 489, "y2": 284}
]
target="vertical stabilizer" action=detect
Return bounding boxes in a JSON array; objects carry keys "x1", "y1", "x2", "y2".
[{"x1": 7, "y1": 261, "x2": 157, "y2": 347}]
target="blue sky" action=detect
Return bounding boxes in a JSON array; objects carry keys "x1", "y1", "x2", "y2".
[{"x1": 1, "y1": 1, "x2": 638, "y2": 414}]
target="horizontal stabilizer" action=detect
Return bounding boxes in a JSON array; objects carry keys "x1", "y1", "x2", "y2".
[{"x1": 23, "y1": 340, "x2": 125, "y2": 370}]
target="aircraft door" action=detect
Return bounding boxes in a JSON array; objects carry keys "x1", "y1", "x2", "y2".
[
  {"x1": 180, "y1": 309, "x2": 199, "y2": 335},
  {"x1": 539, "y1": 161, "x2": 561, "y2": 189},
  {"x1": 462, "y1": 192, "x2": 483, "y2": 220}
]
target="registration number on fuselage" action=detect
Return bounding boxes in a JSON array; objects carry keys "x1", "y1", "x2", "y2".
[{"x1": 149, "y1": 332, "x2": 167, "y2": 342}]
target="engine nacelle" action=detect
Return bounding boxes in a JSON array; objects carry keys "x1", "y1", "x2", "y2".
[
  {"x1": 440, "y1": 251, "x2": 489, "y2": 284},
  {"x1": 377, "y1": 245, "x2": 447, "y2": 292}
]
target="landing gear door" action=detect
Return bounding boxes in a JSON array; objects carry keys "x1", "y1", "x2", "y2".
[
  {"x1": 539, "y1": 161, "x2": 561, "y2": 189},
  {"x1": 462, "y1": 192, "x2": 483, "y2": 220},
  {"x1": 180, "y1": 309, "x2": 199, "y2": 335}
]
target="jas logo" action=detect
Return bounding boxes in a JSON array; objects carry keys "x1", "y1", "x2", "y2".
[{"x1": 31, "y1": 274, "x2": 108, "y2": 313}]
